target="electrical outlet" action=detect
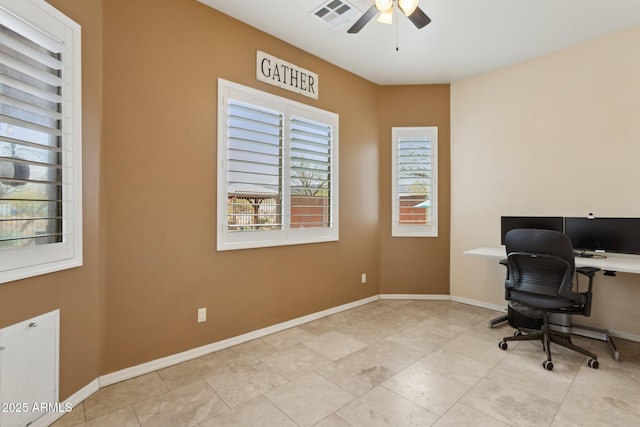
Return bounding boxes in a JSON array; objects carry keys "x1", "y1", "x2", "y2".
[
  {"x1": 197, "y1": 307, "x2": 207, "y2": 323},
  {"x1": 361, "y1": 273, "x2": 367, "y2": 284}
]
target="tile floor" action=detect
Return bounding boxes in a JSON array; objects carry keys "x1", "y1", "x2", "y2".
[{"x1": 51, "y1": 300, "x2": 640, "y2": 426}]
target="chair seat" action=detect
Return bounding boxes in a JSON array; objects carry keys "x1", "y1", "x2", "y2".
[{"x1": 510, "y1": 290, "x2": 578, "y2": 311}]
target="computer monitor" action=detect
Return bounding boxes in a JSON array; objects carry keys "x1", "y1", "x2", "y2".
[
  {"x1": 564, "y1": 217, "x2": 640, "y2": 255},
  {"x1": 500, "y1": 216, "x2": 564, "y2": 245}
]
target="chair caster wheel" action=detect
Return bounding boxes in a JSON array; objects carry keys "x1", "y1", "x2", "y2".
[
  {"x1": 514, "y1": 330, "x2": 523, "y2": 337},
  {"x1": 543, "y1": 360, "x2": 554, "y2": 370},
  {"x1": 588, "y1": 358, "x2": 599, "y2": 369},
  {"x1": 498, "y1": 341, "x2": 508, "y2": 350}
]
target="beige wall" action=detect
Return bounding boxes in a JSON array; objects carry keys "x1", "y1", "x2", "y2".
[
  {"x1": 450, "y1": 26, "x2": 640, "y2": 338},
  {"x1": 378, "y1": 86, "x2": 451, "y2": 295}
]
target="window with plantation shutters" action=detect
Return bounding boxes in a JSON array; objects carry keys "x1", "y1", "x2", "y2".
[
  {"x1": 218, "y1": 79, "x2": 338, "y2": 250},
  {"x1": 391, "y1": 127, "x2": 438, "y2": 237},
  {"x1": 0, "y1": 0, "x2": 82, "y2": 284}
]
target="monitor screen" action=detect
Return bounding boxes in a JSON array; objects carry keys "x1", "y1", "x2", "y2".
[
  {"x1": 564, "y1": 217, "x2": 640, "y2": 255},
  {"x1": 500, "y1": 216, "x2": 564, "y2": 245}
]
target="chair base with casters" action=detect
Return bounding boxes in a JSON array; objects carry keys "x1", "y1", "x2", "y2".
[{"x1": 499, "y1": 311, "x2": 599, "y2": 370}]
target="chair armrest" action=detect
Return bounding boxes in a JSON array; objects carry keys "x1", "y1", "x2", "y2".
[{"x1": 576, "y1": 266, "x2": 599, "y2": 317}]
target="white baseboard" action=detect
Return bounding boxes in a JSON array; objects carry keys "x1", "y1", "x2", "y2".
[
  {"x1": 380, "y1": 294, "x2": 450, "y2": 300},
  {"x1": 450, "y1": 295, "x2": 506, "y2": 313},
  {"x1": 608, "y1": 329, "x2": 640, "y2": 343}
]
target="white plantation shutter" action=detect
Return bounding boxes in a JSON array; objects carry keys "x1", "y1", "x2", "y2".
[
  {"x1": 227, "y1": 100, "x2": 283, "y2": 231},
  {"x1": 0, "y1": 0, "x2": 82, "y2": 283},
  {"x1": 289, "y1": 116, "x2": 333, "y2": 229},
  {"x1": 391, "y1": 127, "x2": 438, "y2": 237},
  {"x1": 218, "y1": 79, "x2": 338, "y2": 250}
]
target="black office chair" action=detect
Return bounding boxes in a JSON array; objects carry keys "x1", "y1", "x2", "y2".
[{"x1": 498, "y1": 228, "x2": 600, "y2": 370}]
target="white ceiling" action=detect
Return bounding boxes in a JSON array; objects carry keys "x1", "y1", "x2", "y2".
[{"x1": 197, "y1": 0, "x2": 640, "y2": 85}]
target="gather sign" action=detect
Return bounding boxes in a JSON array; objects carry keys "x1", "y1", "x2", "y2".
[{"x1": 256, "y1": 51, "x2": 319, "y2": 100}]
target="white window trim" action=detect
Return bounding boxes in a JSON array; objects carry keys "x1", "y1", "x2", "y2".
[
  {"x1": 217, "y1": 79, "x2": 338, "y2": 251},
  {"x1": 0, "y1": 0, "x2": 82, "y2": 284},
  {"x1": 391, "y1": 126, "x2": 438, "y2": 237}
]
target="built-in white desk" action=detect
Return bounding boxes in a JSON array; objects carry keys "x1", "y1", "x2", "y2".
[
  {"x1": 464, "y1": 246, "x2": 637, "y2": 360},
  {"x1": 465, "y1": 246, "x2": 640, "y2": 275}
]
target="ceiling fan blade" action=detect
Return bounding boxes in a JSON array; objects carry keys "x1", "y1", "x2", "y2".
[
  {"x1": 347, "y1": 5, "x2": 378, "y2": 34},
  {"x1": 407, "y1": 6, "x2": 431, "y2": 29}
]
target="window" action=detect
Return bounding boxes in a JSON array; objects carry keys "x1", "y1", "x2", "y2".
[
  {"x1": 0, "y1": 0, "x2": 82, "y2": 284},
  {"x1": 391, "y1": 127, "x2": 437, "y2": 237},
  {"x1": 218, "y1": 79, "x2": 338, "y2": 250}
]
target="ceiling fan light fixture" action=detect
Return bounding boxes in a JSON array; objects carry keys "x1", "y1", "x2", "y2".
[
  {"x1": 398, "y1": 0, "x2": 419, "y2": 16},
  {"x1": 376, "y1": 7, "x2": 393, "y2": 24},
  {"x1": 374, "y1": 0, "x2": 393, "y2": 13}
]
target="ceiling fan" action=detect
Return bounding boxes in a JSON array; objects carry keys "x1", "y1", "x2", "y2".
[{"x1": 348, "y1": 0, "x2": 431, "y2": 34}]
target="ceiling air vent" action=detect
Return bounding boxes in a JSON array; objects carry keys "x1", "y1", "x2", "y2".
[{"x1": 312, "y1": 0, "x2": 359, "y2": 30}]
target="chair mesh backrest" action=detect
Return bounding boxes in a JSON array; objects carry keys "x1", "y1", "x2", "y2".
[{"x1": 505, "y1": 228, "x2": 577, "y2": 301}]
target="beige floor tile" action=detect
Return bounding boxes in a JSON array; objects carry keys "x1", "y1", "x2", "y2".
[
  {"x1": 132, "y1": 380, "x2": 228, "y2": 426},
  {"x1": 570, "y1": 364, "x2": 640, "y2": 415},
  {"x1": 486, "y1": 349, "x2": 580, "y2": 401},
  {"x1": 382, "y1": 364, "x2": 472, "y2": 416},
  {"x1": 374, "y1": 306, "x2": 429, "y2": 330},
  {"x1": 416, "y1": 348, "x2": 493, "y2": 387},
  {"x1": 50, "y1": 403, "x2": 86, "y2": 427},
  {"x1": 265, "y1": 373, "x2": 354, "y2": 427},
  {"x1": 198, "y1": 396, "x2": 296, "y2": 427},
  {"x1": 551, "y1": 390, "x2": 640, "y2": 427},
  {"x1": 259, "y1": 342, "x2": 331, "y2": 380},
  {"x1": 83, "y1": 373, "x2": 167, "y2": 420},
  {"x1": 204, "y1": 358, "x2": 287, "y2": 407},
  {"x1": 156, "y1": 355, "x2": 228, "y2": 390},
  {"x1": 214, "y1": 338, "x2": 278, "y2": 365},
  {"x1": 340, "y1": 316, "x2": 400, "y2": 344},
  {"x1": 336, "y1": 386, "x2": 439, "y2": 427},
  {"x1": 298, "y1": 315, "x2": 347, "y2": 336},
  {"x1": 413, "y1": 316, "x2": 472, "y2": 339},
  {"x1": 466, "y1": 319, "x2": 518, "y2": 343},
  {"x1": 443, "y1": 332, "x2": 509, "y2": 365},
  {"x1": 432, "y1": 403, "x2": 511, "y2": 427},
  {"x1": 316, "y1": 350, "x2": 396, "y2": 396},
  {"x1": 352, "y1": 338, "x2": 424, "y2": 372},
  {"x1": 261, "y1": 326, "x2": 316, "y2": 350},
  {"x1": 82, "y1": 406, "x2": 140, "y2": 427},
  {"x1": 436, "y1": 305, "x2": 494, "y2": 328},
  {"x1": 303, "y1": 330, "x2": 366, "y2": 360},
  {"x1": 404, "y1": 299, "x2": 451, "y2": 310},
  {"x1": 386, "y1": 326, "x2": 449, "y2": 354},
  {"x1": 354, "y1": 300, "x2": 397, "y2": 316},
  {"x1": 460, "y1": 377, "x2": 559, "y2": 427},
  {"x1": 313, "y1": 413, "x2": 353, "y2": 427}
]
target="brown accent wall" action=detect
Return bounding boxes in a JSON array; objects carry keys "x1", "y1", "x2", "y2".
[
  {"x1": 0, "y1": 0, "x2": 104, "y2": 399},
  {"x1": 378, "y1": 85, "x2": 451, "y2": 295},
  {"x1": 0, "y1": 0, "x2": 452, "y2": 400},
  {"x1": 101, "y1": 0, "x2": 381, "y2": 373}
]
